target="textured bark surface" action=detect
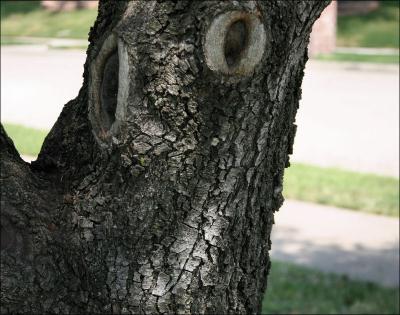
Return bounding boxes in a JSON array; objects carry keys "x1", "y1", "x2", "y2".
[{"x1": 1, "y1": 1, "x2": 329, "y2": 314}]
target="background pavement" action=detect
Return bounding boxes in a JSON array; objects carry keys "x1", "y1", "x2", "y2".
[
  {"x1": 295, "y1": 60, "x2": 399, "y2": 177},
  {"x1": 1, "y1": 46, "x2": 84, "y2": 129}
]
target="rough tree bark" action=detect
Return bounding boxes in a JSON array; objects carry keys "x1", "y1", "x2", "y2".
[{"x1": 1, "y1": 1, "x2": 329, "y2": 314}]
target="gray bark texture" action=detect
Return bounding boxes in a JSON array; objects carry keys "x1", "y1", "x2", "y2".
[{"x1": 0, "y1": 1, "x2": 329, "y2": 314}]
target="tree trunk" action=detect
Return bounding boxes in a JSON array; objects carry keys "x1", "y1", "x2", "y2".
[{"x1": 0, "y1": 1, "x2": 329, "y2": 314}]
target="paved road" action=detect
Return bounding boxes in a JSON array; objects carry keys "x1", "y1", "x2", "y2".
[
  {"x1": 294, "y1": 61, "x2": 399, "y2": 177},
  {"x1": 1, "y1": 46, "x2": 84, "y2": 129},
  {"x1": 271, "y1": 199, "x2": 400, "y2": 287},
  {"x1": 1, "y1": 45, "x2": 399, "y2": 177}
]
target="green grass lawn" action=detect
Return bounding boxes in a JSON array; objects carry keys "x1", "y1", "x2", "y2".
[
  {"x1": 337, "y1": 1, "x2": 400, "y2": 48},
  {"x1": 263, "y1": 261, "x2": 400, "y2": 314},
  {"x1": 284, "y1": 163, "x2": 399, "y2": 217},
  {"x1": 3, "y1": 123, "x2": 399, "y2": 217},
  {"x1": 2, "y1": 123, "x2": 48, "y2": 156},
  {"x1": 316, "y1": 52, "x2": 399, "y2": 64},
  {"x1": 1, "y1": 1, "x2": 97, "y2": 39}
]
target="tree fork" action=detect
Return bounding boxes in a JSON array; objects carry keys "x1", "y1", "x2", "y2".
[{"x1": 1, "y1": 1, "x2": 329, "y2": 314}]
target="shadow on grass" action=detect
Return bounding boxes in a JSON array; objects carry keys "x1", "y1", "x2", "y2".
[
  {"x1": 0, "y1": 1, "x2": 41, "y2": 19},
  {"x1": 265, "y1": 222, "x2": 399, "y2": 314},
  {"x1": 263, "y1": 259, "x2": 400, "y2": 314},
  {"x1": 270, "y1": 225, "x2": 399, "y2": 287}
]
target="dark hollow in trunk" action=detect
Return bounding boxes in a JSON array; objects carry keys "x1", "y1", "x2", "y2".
[
  {"x1": 0, "y1": 1, "x2": 329, "y2": 314},
  {"x1": 101, "y1": 50, "x2": 119, "y2": 128},
  {"x1": 224, "y1": 19, "x2": 248, "y2": 68}
]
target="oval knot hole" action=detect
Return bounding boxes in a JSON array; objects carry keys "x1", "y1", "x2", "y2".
[
  {"x1": 224, "y1": 19, "x2": 248, "y2": 68},
  {"x1": 101, "y1": 50, "x2": 119, "y2": 128}
]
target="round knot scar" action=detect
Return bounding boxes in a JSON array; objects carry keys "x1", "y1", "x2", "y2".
[{"x1": 204, "y1": 11, "x2": 266, "y2": 76}]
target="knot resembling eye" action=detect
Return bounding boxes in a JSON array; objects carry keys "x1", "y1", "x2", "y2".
[
  {"x1": 204, "y1": 11, "x2": 266, "y2": 76},
  {"x1": 88, "y1": 33, "x2": 129, "y2": 147},
  {"x1": 224, "y1": 19, "x2": 248, "y2": 68}
]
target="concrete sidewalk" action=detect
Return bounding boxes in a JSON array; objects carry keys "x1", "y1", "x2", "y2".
[{"x1": 271, "y1": 199, "x2": 400, "y2": 287}]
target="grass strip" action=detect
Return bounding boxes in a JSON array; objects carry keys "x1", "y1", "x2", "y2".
[
  {"x1": 315, "y1": 52, "x2": 399, "y2": 64},
  {"x1": 3, "y1": 123, "x2": 48, "y2": 157},
  {"x1": 1, "y1": 1, "x2": 97, "y2": 39},
  {"x1": 284, "y1": 163, "x2": 399, "y2": 217}
]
